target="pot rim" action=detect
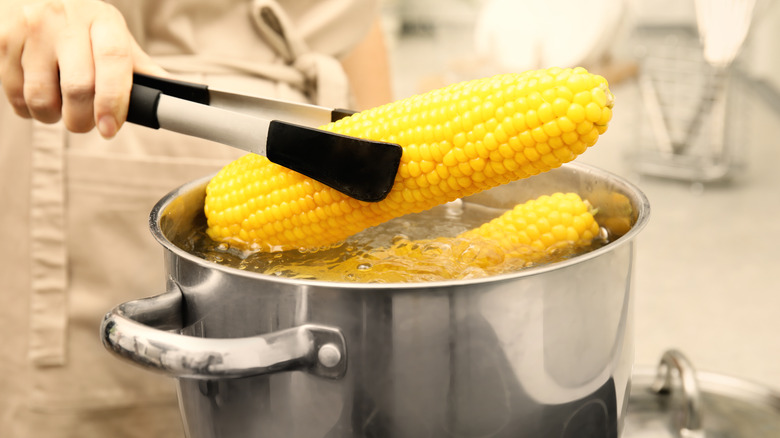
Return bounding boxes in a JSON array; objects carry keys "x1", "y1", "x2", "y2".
[{"x1": 150, "y1": 162, "x2": 651, "y2": 290}]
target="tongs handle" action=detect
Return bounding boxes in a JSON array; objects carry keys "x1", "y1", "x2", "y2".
[
  {"x1": 133, "y1": 73, "x2": 210, "y2": 104},
  {"x1": 125, "y1": 81, "x2": 164, "y2": 129},
  {"x1": 125, "y1": 74, "x2": 402, "y2": 203},
  {"x1": 129, "y1": 73, "x2": 356, "y2": 124}
]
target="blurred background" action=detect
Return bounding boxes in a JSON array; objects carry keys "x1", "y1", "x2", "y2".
[{"x1": 378, "y1": 0, "x2": 780, "y2": 390}]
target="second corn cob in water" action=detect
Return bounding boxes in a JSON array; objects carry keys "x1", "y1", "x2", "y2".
[
  {"x1": 252, "y1": 192, "x2": 602, "y2": 282},
  {"x1": 205, "y1": 67, "x2": 614, "y2": 252}
]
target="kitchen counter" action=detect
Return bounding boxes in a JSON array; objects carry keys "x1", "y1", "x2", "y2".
[{"x1": 581, "y1": 77, "x2": 780, "y2": 391}]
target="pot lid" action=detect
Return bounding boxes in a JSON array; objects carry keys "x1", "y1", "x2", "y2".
[{"x1": 624, "y1": 350, "x2": 780, "y2": 438}]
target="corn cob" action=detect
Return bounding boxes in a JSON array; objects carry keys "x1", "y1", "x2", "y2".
[
  {"x1": 205, "y1": 67, "x2": 614, "y2": 252},
  {"x1": 458, "y1": 192, "x2": 600, "y2": 258},
  {"x1": 372, "y1": 192, "x2": 600, "y2": 274},
  {"x1": 587, "y1": 191, "x2": 635, "y2": 239},
  {"x1": 261, "y1": 192, "x2": 601, "y2": 282}
]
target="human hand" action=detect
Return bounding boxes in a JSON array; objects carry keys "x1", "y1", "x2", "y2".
[{"x1": 0, "y1": 0, "x2": 167, "y2": 138}]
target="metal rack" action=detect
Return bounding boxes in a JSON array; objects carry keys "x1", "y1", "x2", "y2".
[{"x1": 628, "y1": 25, "x2": 749, "y2": 183}]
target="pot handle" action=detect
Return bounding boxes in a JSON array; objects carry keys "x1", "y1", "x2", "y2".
[{"x1": 100, "y1": 287, "x2": 347, "y2": 380}]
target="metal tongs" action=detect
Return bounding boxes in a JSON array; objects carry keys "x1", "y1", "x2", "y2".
[{"x1": 127, "y1": 73, "x2": 402, "y2": 202}]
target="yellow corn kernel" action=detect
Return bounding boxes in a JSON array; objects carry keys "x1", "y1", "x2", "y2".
[
  {"x1": 459, "y1": 192, "x2": 600, "y2": 257},
  {"x1": 205, "y1": 67, "x2": 614, "y2": 251}
]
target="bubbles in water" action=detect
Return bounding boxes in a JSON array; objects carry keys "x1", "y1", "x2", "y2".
[
  {"x1": 179, "y1": 197, "x2": 615, "y2": 283},
  {"x1": 445, "y1": 199, "x2": 464, "y2": 219}
]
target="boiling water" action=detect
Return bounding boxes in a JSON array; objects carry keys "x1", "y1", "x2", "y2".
[{"x1": 177, "y1": 199, "x2": 610, "y2": 283}]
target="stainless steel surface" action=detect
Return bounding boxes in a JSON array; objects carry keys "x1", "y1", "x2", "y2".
[
  {"x1": 156, "y1": 94, "x2": 273, "y2": 156},
  {"x1": 208, "y1": 88, "x2": 336, "y2": 127},
  {"x1": 101, "y1": 162, "x2": 650, "y2": 438},
  {"x1": 625, "y1": 350, "x2": 780, "y2": 438}
]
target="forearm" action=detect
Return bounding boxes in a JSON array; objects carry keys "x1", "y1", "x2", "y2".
[{"x1": 340, "y1": 18, "x2": 393, "y2": 111}]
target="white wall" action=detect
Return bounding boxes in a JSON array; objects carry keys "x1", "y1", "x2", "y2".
[
  {"x1": 748, "y1": 1, "x2": 780, "y2": 89},
  {"x1": 383, "y1": 0, "x2": 780, "y2": 92},
  {"x1": 629, "y1": 0, "x2": 695, "y2": 24}
]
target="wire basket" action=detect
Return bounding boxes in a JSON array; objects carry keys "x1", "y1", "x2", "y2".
[{"x1": 627, "y1": 25, "x2": 748, "y2": 182}]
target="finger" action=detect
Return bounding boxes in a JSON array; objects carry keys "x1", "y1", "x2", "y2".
[
  {"x1": 56, "y1": 23, "x2": 96, "y2": 132},
  {"x1": 19, "y1": 4, "x2": 63, "y2": 124},
  {"x1": 90, "y1": 10, "x2": 133, "y2": 138},
  {"x1": 0, "y1": 11, "x2": 32, "y2": 118}
]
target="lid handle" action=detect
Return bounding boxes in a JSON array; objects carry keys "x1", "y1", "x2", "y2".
[{"x1": 651, "y1": 349, "x2": 705, "y2": 437}]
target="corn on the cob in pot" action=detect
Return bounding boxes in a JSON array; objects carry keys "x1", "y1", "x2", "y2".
[
  {"x1": 366, "y1": 192, "x2": 601, "y2": 278},
  {"x1": 205, "y1": 67, "x2": 614, "y2": 252},
  {"x1": 258, "y1": 192, "x2": 601, "y2": 282}
]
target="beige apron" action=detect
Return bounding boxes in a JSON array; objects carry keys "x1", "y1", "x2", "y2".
[{"x1": 0, "y1": 1, "x2": 375, "y2": 436}]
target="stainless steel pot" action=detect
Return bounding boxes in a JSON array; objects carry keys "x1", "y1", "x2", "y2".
[{"x1": 101, "y1": 162, "x2": 650, "y2": 438}]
